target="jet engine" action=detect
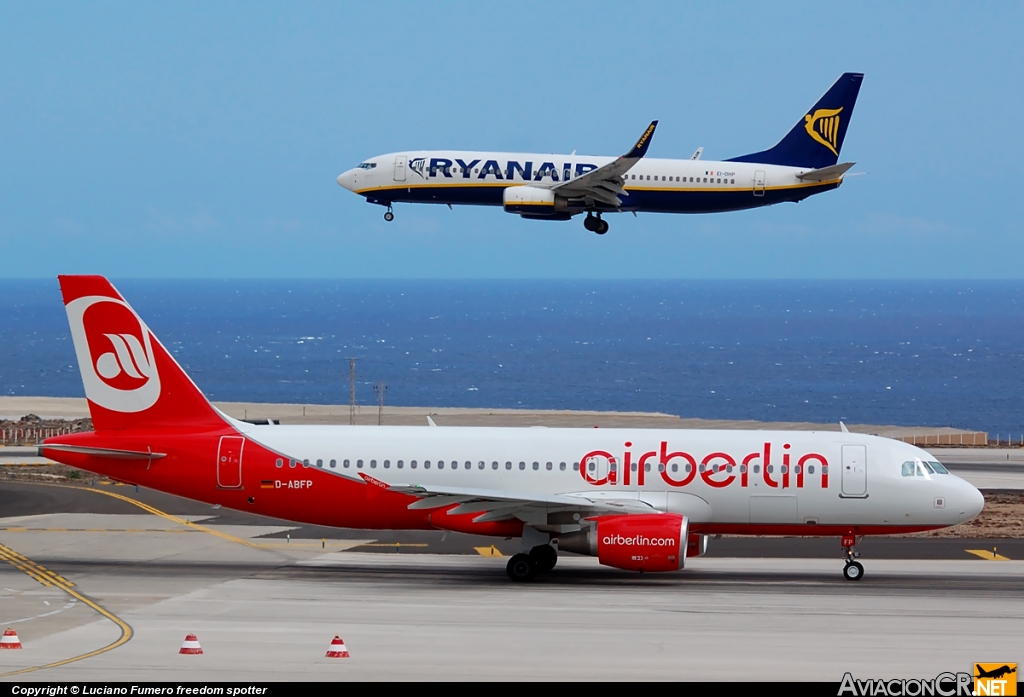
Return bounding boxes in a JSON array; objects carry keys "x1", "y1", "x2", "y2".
[
  {"x1": 557, "y1": 514, "x2": 689, "y2": 572},
  {"x1": 502, "y1": 186, "x2": 570, "y2": 219}
]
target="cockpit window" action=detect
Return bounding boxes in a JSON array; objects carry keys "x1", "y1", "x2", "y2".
[
  {"x1": 917, "y1": 461, "x2": 934, "y2": 476},
  {"x1": 902, "y1": 460, "x2": 943, "y2": 477},
  {"x1": 901, "y1": 461, "x2": 916, "y2": 477},
  {"x1": 928, "y1": 461, "x2": 949, "y2": 474},
  {"x1": 357, "y1": 162, "x2": 377, "y2": 170}
]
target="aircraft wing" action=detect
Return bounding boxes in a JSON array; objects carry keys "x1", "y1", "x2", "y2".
[
  {"x1": 549, "y1": 121, "x2": 658, "y2": 207},
  {"x1": 389, "y1": 482, "x2": 657, "y2": 522}
]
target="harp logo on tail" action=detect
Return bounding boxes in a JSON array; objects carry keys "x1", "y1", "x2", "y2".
[
  {"x1": 66, "y1": 295, "x2": 162, "y2": 413},
  {"x1": 804, "y1": 107, "x2": 843, "y2": 156}
]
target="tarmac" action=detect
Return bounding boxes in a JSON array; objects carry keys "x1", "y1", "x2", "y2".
[{"x1": 0, "y1": 481, "x2": 1021, "y2": 681}]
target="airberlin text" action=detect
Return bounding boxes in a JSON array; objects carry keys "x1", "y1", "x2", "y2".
[
  {"x1": 579, "y1": 441, "x2": 830, "y2": 489},
  {"x1": 838, "y1": 671, "x2": 972, "y2": 696}
]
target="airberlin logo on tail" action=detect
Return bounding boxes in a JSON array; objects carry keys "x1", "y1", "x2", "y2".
[
  {"x1": 66, "y1": 295, "x2": 161, "y2": 413},
  {"x1": 805, "y1": 107, "x2": 843, "y2": 156}
]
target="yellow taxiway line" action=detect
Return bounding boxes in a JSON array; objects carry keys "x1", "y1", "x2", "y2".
[
  {"x1": 966, "y1": 548, "x2": 1011, "y2": 561},
  {"x1": 0, "y1": 542, "x2": 133, "y2": 677}
]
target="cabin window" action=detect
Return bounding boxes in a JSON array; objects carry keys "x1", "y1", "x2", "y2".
[
  {"x1": 329, "y1": 459, "x2": 336, "y2": 468},
  {"x1": 343, "y1": 459, "x2": 350, "y2": 468},
  {"x1": 275, "y1": 458, "x2": 283, "y2": 468},
  {"x1": 644, "y1": 463, "x2": 651, "y2": 472},
  {"x1": 437, "y1": 460, "x2": 443, "y2": 469},
  {"x1": 519, "y1": 461, "x2": 526, "y2": 470},
  {"x1": 739, "y1": 464, "x2": 746, "y2": 474},
  {"x1": 781, "y1": 465, "x2": 787, "y2": 474},
  {"x1": 532, "y1": 462, "x2": 539, "y2": 471},
  {"x1": 302, "y1": 459, "x2": 310, "y2": 468},
  {"x1": 316, "y1": 459, "x2": 323, "y2": 468},
  {"x1": 807, "y1": 465, "x2": 814, "y2": 474},
  {"x1": 546, "y1": 462, "x2": 553, "y2": 470},
  {"x1": 383, "y1": 460, "x2": 390, "y2": 469},
  {"x1": 506, "y1": 461, "x2": 512, "y2": 470},
  {"x1": 356, "y1": 459, "x2": 363, "y2": 469},
  {"x1": 731, "y1": 179, "x2": 735, "y2": 184},
  {"x1": 492, "y1": 461, "x2": 499, "y2": 470},
  {"x1": 369, "y1": 459, "x2": 376, "y2": 469},
  {"x1": 573, "y1": 462, "x2": 580, "y2": 471},
  {"x1": 559, "y1": 462, "x2": 566, "y2": 471},
  {"x1": 397, "y1": 460, "x2": 403, "y2": 469},
  {"x1": 466, "y1": 461, "x2": 472, "y2": 470},
  {"x1": 753, "y1": 464, "x2": 761, "y2": 473},
  {"x1": 793, "y1": 465, "x2": 800, "y2": 474},
  {"x1": 671, "y1": 463, "x2": 678, "y2": 472},
  {"x1": 477, "y1": 461, "x2": 484, "y2": 470}
]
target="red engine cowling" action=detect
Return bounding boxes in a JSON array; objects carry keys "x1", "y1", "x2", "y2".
[{"x1": 558, "y1": 514, "x2": 688, "y2": 572}]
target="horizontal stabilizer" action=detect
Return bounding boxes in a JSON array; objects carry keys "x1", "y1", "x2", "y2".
[
  {"x1": 41, "y1": 444, "x2": 166, "y2": 460},
  {"x1": 796, "y1": 162, "x2": 855, "y2": 182}
]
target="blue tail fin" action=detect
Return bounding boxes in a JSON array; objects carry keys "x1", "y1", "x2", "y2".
[{"x1": 727, "y1": 73, "x2": 863, "y2": 169}]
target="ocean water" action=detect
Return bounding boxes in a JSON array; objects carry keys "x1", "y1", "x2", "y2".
[{"x1": 1, "y1": 280, "x2": 1023, "y2": 434}]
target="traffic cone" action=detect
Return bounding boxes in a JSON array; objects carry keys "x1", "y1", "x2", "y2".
[
  {"x1": 178, "y1": 633, "x2": 203, "y2": 655},
  {"x1": 1, "y1": 628, "x2": 21, "y2": 649},
  {"x1": 325, "y1": 635, "x2": 350, "y2": 658}
]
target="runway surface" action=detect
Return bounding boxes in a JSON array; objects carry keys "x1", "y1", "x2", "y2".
[{"x1": 0, "y1": 480, "x2": 1021, "y2": 680}]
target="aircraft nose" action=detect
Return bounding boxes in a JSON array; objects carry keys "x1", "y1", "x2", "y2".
[
  {"x1": 956, "y1": 480, "x2": 985, "y2": 523},
  {"x1": 336, "y1": 170, "x2": 356, "y2": 191}
]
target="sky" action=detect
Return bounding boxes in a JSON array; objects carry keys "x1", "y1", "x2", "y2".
[{"x1": 2, "y1": 2, "x2": 1023, "y2": 279}]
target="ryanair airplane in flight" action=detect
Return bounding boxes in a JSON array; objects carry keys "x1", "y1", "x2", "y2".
[{"x1": 336, "y1": 73, "x2": 863, "y2": 234}]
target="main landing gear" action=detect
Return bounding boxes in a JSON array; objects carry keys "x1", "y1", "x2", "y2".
[
  {"x1": 842, "y1": 534, "x2": 864, "y2": 581},
  {"x1": 583, "y1": 212, "x2": 609, "y2": 235},
  {"x1": 506, "y1": 543, "x2": 558, "y2": 582}
]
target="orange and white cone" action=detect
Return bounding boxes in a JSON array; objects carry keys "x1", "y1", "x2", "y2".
[
  {"x1": 178, "y1": 633, "x2": 203, "y2": 655},
  {"x1": 325, "y1": 635, "x2": 350, "y2": 658},
  {"x1": 1, "y1": 628, "x2": 21, "y2": 649}
]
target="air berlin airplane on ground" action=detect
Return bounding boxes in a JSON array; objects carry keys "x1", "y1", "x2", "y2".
[
  {"x1": 337, "y1": 73, "x2": 863, "y2": 234},
  {"x1": 44, "y1": 276, "x2": 983, "y2": 582}
]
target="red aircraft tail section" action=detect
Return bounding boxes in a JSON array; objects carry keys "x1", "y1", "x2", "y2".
[{"x1": 58, "y1": 275, "x2": 227, "y2": 432}]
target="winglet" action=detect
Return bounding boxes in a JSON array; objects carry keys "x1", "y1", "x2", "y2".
[
  {"x1": 840, "y1": 421, "x2": 849, "y2": 433},
  {"x1": 624, "y1": 121, "x2": 658, "y2": 159}
]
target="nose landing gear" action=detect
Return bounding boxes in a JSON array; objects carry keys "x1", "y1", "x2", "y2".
[
  {"x1": 842, "y1": 534, "x2": 864, "y2": 581},
  {"x1": 583, "y1": 212, "x2": 609, "y2": 235},
  {"x1": 383, "y1": 207, "x2": 394, "y2": 222}
]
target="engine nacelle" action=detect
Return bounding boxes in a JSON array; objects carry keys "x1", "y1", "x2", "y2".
[
  {"x1": 502, "y1": 186, "x2": 567, "y2": 217},
  {"x1": 558, "y1": 514, "x2": 688, "y2": 572}
]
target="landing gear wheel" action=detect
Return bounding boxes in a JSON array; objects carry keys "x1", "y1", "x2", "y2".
[
  {"x1": 506, "y1": 553, "x2": 537, "y2": 582},
  {"x1": 383, "y1": 210, "x2": 394, "y2": 222},
  {"x1": 843, "y1": 561, "x2": 864, "y2": 581},
  {"x1": 595, "y1": 219, "x2": 609, "y2": 235},
  {"x1": 583, "y1": 214, "x2": 598, "y2": 232},
  {"x1": 529, "y1": 544, "x2": 557, "y2": 573}
]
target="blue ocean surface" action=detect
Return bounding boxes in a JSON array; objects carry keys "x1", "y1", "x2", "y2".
[{"x1": 1, "y1": 280, "x2": 1023, "y2": 434}]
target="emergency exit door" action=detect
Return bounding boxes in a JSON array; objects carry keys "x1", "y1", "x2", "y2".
[
  {"x1": 217, "y1": 436, "x2": 244, "y2": 489},
  {"x1": 393, "y1": 155, "x2": 407, "y2": 182},
  {"x1": 753, "y1": 170, "x2": 766, "y2": 197}
]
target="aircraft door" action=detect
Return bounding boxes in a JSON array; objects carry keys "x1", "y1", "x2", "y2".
[
  {"x1": 582, "y1": 452, "x2": 615, "y2": 484},
  {"x1": 394, "y1": 155, "x2": 407, "y2": 182},
  {"x1": 753, "y1": 170, "x2": 766, "y2": 197},
  {"x1": 217, "y1": 436, "x2": 244, "y2": 489},
  {"x1": 841, "y1": 444, "x2": 867, "y2": 497}
]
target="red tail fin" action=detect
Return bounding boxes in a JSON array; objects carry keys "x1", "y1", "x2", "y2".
[{"x1": 59, "y1": 275, "x2": 226, "y2": 432}]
